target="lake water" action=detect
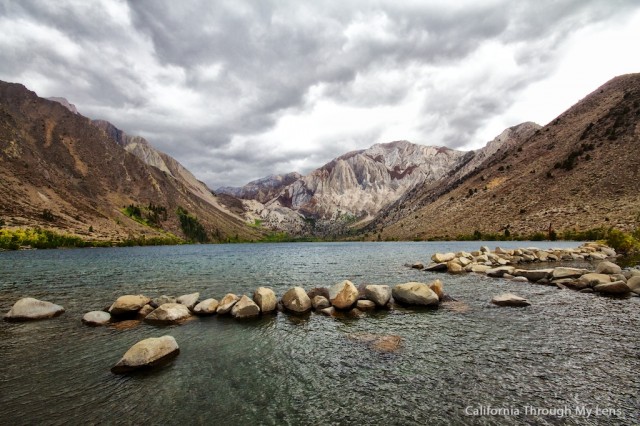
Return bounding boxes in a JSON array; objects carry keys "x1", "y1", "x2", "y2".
[{"x1": 0, "y1": 241, "x2": 638, "y2": 425}]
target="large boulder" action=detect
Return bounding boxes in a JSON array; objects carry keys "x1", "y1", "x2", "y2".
[
  {"x1": 594, "y1": 281, "x2": 631, "y2": 296},
  {"x1": 486, "y1": 266, "x2": 515, "y2": 278},
  {"x1": 392, "y1": 282, "x2": 439, "y2": 306},
  {"x1": 552, "y1": 267, "x2": 590, "y2": 279},
  {"x1": 193, "y1": 298, "x2": 219, "y2": 315},
  {"x1": 4, "y1": 297, "x2": 65, "y2": 321},
  {"x1": 82, "y1": 310, "x2": 111, "y2": 326},
  {"x1": 512, "y1": 269, "x2": 553, "y2": 282},
  {"x1": 446, "y1": 261, "x2": 464, "y2": 274},
  {"x1": 329, "y1": 280, "x2": 359, "y2": 309},
  {"x1": 144, "y1": 303, "x2": 192, "y2": 325},
  {"x1": 311, "y1": 295, "x2": 331, "y2": 310},
  {"x1": 306, "y1": 287, "x2": 330, "y2": 300},
  {"x1": 491, "y1": 293, "x2": 531, "y2": 307},
  {"x1": 253, "y1": 287, "x2": 277, "y2": 313},
  {"x1": 216, "y1": 294, "x2": 240, "y2": 315},
  {"x1": 109, "y1": 295, "x2": 150, "y2": 317},
  {"x1": 231, "y1": 295, "x2": 260, "y2": 318},
  {"x1": 111, "y1": 335, "x2": 179, "y2": 374},
  {"x1": 431, "y1": 252, "x2": 455, "y2": 263},
  {"x1": 137, "y1": 304, "x2": 155, "y2": 318},
  {"x1": 627, "y1": 276, "x2": 640, "y2": 295},
  {"x1": 177, "y1": 293, "x2": 200, "y2": 310},
  {"x1": 595, "y1": 261, "x2": 622, "y2": 275},
  {"x1": 281, "y1": 287, "x2": 312, "y2": 313},
  {"x1": 364, "y1": 285, "x2": 392, "y2": 307},
  {"x1": 429, "y1": 280, "x2": 444, "y2": 299},
  {"x1": 578, "y1": 273, "x2": 612, "y2": 286}
]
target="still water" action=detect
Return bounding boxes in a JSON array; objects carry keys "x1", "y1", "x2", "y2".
[{"x1": 0, "y1": 241, "x2": 638, "y2": 425}]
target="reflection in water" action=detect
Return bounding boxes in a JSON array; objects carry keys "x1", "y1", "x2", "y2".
[{"x1": 0, "y1": 241, "x2": 638, "y2": 425}]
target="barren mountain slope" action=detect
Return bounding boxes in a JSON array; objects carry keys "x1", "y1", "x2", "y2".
[
  {"x1": 373, "y1": 74, "x2": 640, "y2": 240},
  {"x1": 0, "y1": 81, "x2": 262, "y2": 242}
]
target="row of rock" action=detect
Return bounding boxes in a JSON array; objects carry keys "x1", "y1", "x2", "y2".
[{"x1": 416, "y1": 242, "x2": 617, "y2": 274}]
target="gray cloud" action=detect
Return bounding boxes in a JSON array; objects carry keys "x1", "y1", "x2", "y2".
[{"x1": 1, "y1": 0, "x2": 639, "y2": 187}]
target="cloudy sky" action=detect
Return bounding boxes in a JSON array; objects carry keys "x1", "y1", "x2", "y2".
[{"x1": 1, "y1": 1, "x2": 639, "y2": 187}]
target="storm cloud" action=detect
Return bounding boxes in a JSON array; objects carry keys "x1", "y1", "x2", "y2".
[{"x1": 1, "y1": 0, "x2": 639, "y2": 187}]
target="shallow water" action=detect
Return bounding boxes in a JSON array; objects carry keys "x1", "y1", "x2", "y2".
[{"x1": 0, "y1": 241, "x2": 638, "y2": 425}]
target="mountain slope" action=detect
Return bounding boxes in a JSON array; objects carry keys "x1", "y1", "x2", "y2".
[
  {"x1": 217, "y1": 172, "x2": 302, "y2": 204},
  {"x1": 373, "y1": 73, "x2": 640, "y2": 240},
  {"x1": 0, "y1": 81, "x2": 263, "y2": 243}
]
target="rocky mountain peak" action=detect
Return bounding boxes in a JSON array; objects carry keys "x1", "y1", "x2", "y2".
[{"x1": 46, "y1": 97, "x2": 78, "y2": 114}]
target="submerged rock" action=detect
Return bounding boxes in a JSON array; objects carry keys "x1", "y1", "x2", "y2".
[
  {"x1": 82, "y1": 310, "x2": 111, "y2": 326},
  {"x1": 111, "y1": 335, "x2": 180, "y2": 374},
  {"x1": 347, "y1": 333, "x2": 403, "y2": 353},
  {"x1": 231, "y1": 295, "x2": 261, "y2": 318},
  {"x1": 491, "y1": 293, "x2": 531, "y2": 307},
  {"x1": 144, "y1": 303, "x2": 192, "y2": 325},
  {"x1": 109, "y1": 295, "x2": 150, "y2": 317},
  {"x1": 4, "y1": 297, "x2": 65, "y2": 321},
  {"x1": 253, "y1": 287, "x2": 277, "y2": 313},
  {"x1": 365, "y1": 285, "x2": 392, "y2": 307},
  {"x1": 392, "y1": 282, "x2": 439, "y2": 306},
  {"x1": 193, "y1": 298, "x2": 219, "y2": 315},
  {"x1": 329, "y1": 280, "x2": 359, "y2": 310},
  {"x1": 281, "y1": 287, "x2": 312, "y2": 314}
]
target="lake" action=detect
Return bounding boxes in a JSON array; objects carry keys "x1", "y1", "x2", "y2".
[{"x1": 0, "y1": 241, "x2": 638, "y2": 425}]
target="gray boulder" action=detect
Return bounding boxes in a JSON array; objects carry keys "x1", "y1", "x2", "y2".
[
  {"x1": 281, "y1": 287, "x2": 312, "y2": 313},
  {"x1": 392, "y1": 282, "x2": 439, "y2": 306},
  {"x1": 365, "y1": 285, "x2": 392, "y2": 307},
  {"x1": 216, "y1": 294, "x2": 240, "y2": 315},
  {"x1": 193, "y1": 298, "x2": 219, "y2": 315},
  {"x1": 4, "y1": 297, "x2": 65, "y2": 321},
  {"x1": 109, "y1": 295, "x2": 150, "y2": 317},
  {"x1": 111, "y1": 335, "x2": 179, "y2": 374},
  {"x1": 491, "y1": 293, "x2": 531, "y2": 307},
  {"x1": 595, "y1": 261, "x2": 622, "y2": 275},
  {"x1": 144, "y1": 303, "x2": 192, "y2": 325},
  {"x1": 253, "y1": 287, "x2": 277, "y2": 313},
  {"x1": 231, "y1": 295, "x2": 260, "y2": 318},
  {"x1": 82, "y1": 310, "x2": 111, "y2": 326},
  {"x1": 177, "y1": 293, "x2": 200, "y2": 310}
]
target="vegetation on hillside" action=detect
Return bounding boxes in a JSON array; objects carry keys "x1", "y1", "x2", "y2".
[{"x1": 176, "y1": 207, "x2": 208, "y2": 243}]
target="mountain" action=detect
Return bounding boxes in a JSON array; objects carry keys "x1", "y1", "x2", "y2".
[
  {"x1": 0, "y1": 81, "x2": 263, "y2": 243},
  {"x1": 217, "y1": 172, "x2": 302, "y2": 204},
  {"x1": 370, "y1": 73, "x2": 640, "y2": 240}
]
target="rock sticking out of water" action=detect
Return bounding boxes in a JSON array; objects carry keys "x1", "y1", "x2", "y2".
[
  {"x1": 4, "y1": 297, "x2": 65, "y2": 321},
  {"x1": 111, "y1": 335, "x2": 180, "y2": 374},
  {"x1": 82, "y1": 311, "x2": 111, "y2": 326},
  {"x1": 491, "y1": 293, "x2": 531, "y2": 307}
]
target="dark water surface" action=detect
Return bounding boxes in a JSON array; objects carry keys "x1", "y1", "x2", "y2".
[{"x1": 0, "y1": 242, "x2": 638, "y2": 425}]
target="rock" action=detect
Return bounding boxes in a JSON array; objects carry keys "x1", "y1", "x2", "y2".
[
  {"x1": 109, "y1": 295, "x2": 150, "y2": 317},
  {"x1": 446, "y1": 261, "x2": 463, "y2": 274},
  {"x1": 578, "y1": 273, "x2": 612, "y2": 286},
  {"x1": 431, "y1": 252, "x2": 455, "y2": 263},
  {"x1": 627, "y1": 276, "x2": 640, "y2": 295},
  {"x1": 347, "y1": 333, "x2": 402, "y2": 353},
  {"x1": 364, "y1": 285, "x2": 392, "y2": 307},
  {"x1": 111, "y1": 335, "x2": 179, "y2": 374},
  {"x1": 253, "y1": 287, "x2": 277, "y2": 313},
  {"x1": 457, "y1": 257, "x2": 472, "y2": 267},
  {"x1": 428, "y1": 279, "x2": 444, "y2": 299},
  {"x1": 511, "y1": 276, "x2": 529, "y2": 283},
  {"x1": 595, "y1": 261, "x2": 622, "y2": 275},
  {"x1": 495, "y1": 247, "x2": 509, "y2": 255},
  {"x1": 411, "y1": 262, "x2": 424, "y2": 270},
  {"x1": 231, "y1": 295, "x2": 261, "y2": 318},
  {"x1": 82, "y1": 310, "x2": 111, "y2": 326},
  {"x1": 392, "y1": 282, "x2": 439, "y2": 306},
  {"x1": 144, "y1": 303, "x2": 192, "y2": 325},
  {"x1": 177, "y1": 292, "x2": 200, "y2": 310},
  {"x1": 512, "y1": 269, "x2": 553, "y2": 282},
  {"x1": 594, "y1": 281, "x2": 631, "y2": 296},
  {"x1": 110, "y1": 319, "x2": 141, "y2": 330},
  {"x1": 610, "y1": 274, "x2": 627, "y2": 283},
  {"x1": 193, "y1": 298, "x2": 219, "y2": 315},
  {"x1": 425, "y1": 262, "x2": 448, "y2": 272},
  {"x1": 151, "y1": 295, "x2": 176, "y2": 308},
  {"x1": 137, "y1": 304, "x2": 155, "y2": 318},
  {"x1": 486, "y1": 266, "x2": 515, "y2": 278},
  {"x1": 356, "y1": 300, "x2": 376, "y2": 310},
  {"x1": 312, "y1": 295, "x2": 331, "y2": 310},
  {"x1": 329, "y1": 280, "x2": 359, "y2": 309},
  {"x1": 306, "y1": 287, "x2": 330, "y2": 300},
  {"x1": 589, "y1": 252, "x2": 607, "y2": 260},
  {"x1": 216, "y1": 293, "x2": 240, "y2": 315},
  {"x1": 320, "y1": 306, "x2": 336, "y2": 316},
  {"x1": 470, "y1": 264, "x2": 492, "y2": 273},
  {"x1": 281, "y1": 287, "x2": 312, "y2": 313},
  {"x1": 480, "y1": 246, "x2": 490, "y2": 253},
  {"x1": 4, "y1": 297, "x2": 65, "y2": 321},
  {"x1": 600, "y1": 247, "x2": 616, "y2": 257},
  {"x1": 552, "y1": 267, "x2": 589, "y2": 279},
  {"x1": 491, "y1": 293, "x2": 531, "y2": 307},
  {"x1": 579, "y1": 288, "x2": 594, "y2": 293}
]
